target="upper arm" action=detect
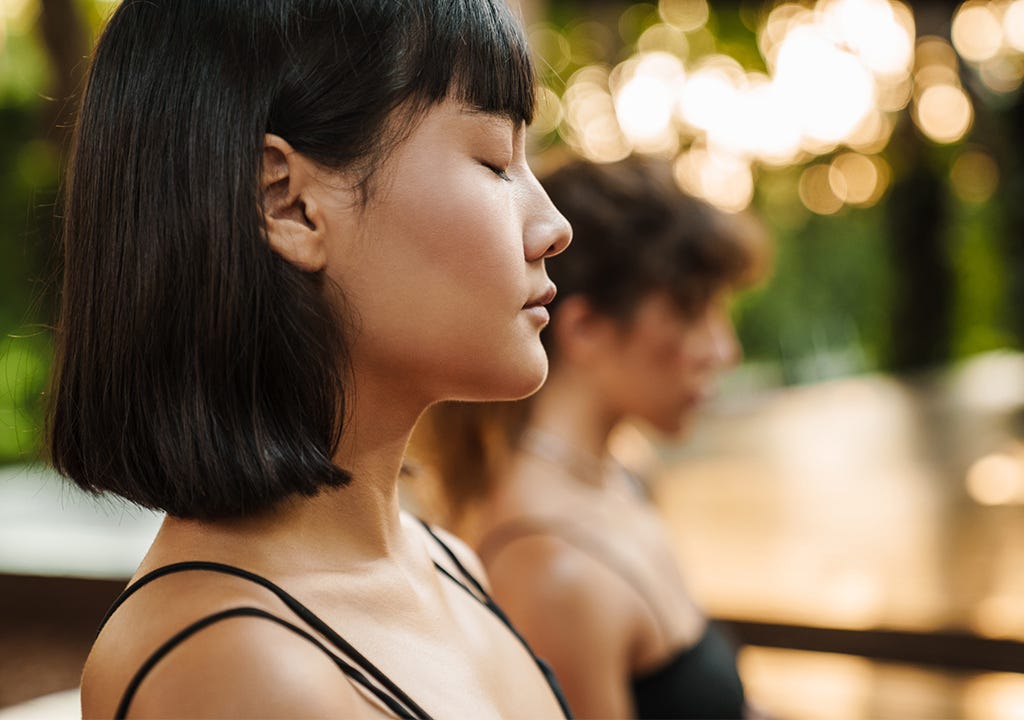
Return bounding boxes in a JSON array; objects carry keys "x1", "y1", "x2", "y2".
[
  {"x1": 486, "y1": 538, "x2": 639, "y2": 720},
  {"x1": 105, "y1": 615, "x2": 377, "y2": 719}
]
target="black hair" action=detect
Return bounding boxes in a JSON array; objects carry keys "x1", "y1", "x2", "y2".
[{"x1": 47, "y1": 0, "x2": 535, "y2": 520}]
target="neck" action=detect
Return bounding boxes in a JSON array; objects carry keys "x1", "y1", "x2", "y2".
[
  {"x1": 525, "y1": 363, "x2": 622, "y2": 465},
  {"x1": 158, "y1": 374, "x2": 428, "y2": 572}
]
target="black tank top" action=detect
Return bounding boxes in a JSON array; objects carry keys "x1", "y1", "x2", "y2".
[
  {"x1": 97, "y1": 520, "x2": 572, "y2": 719},
  {"x1": 478, "y1": 517, "x2": 745, "y2": 720}
]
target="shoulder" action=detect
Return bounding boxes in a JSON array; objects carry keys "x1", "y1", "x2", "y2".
[
  {"x1": 480, "y1": 526, "x2": 643, "y2": 715},
  {"x1": 122, "y1": 614, "x2": 374, "y2": 720},
  {"x1": 483, "y1": 527, "x2": 641, "y2": 646},
  {"x1": 81, "y1": 575, "x2": 382, "y2": 718}
]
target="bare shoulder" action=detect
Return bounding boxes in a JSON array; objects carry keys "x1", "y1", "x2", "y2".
[
  {"x1": 81, "y1": 569, "x2": 388, "y2": 719},
  {"x1": 484, "y1": 528, "x2": 635, "y2": 625},
  {"x1": 482, "y1": 530, "x2": 641, "y2": 716},
  {"x1": 83, "y1": 609, "x2": 381, "y2": 719}
]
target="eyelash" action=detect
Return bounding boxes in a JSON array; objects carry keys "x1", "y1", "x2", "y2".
[{"x1": 484, "y1": 163, "x2": 513, "y2": 182}]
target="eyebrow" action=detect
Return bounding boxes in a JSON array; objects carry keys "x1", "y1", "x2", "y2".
[{"x1": 459, "y1": 106, "x2": 523, "y2": 138}]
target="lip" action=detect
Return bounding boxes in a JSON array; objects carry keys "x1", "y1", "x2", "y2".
[{"x1": 524, "y1": 283, "x2": 557, "y2": 309}]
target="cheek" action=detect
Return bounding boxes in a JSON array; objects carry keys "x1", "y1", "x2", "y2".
[
  {"x1": 612, "y1": 332, "x2": 700, "y2": 419},
  {"x1": 338, "y1": 175, "x2": 541, "y2": 398}
]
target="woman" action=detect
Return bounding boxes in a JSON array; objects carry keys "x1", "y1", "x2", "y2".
[
  {"x1": 48, "y1": 1, "x2": 572, "y2": 717},
  {"x1": 414, "y1": 157, "x2": 768, "y2": 719}
]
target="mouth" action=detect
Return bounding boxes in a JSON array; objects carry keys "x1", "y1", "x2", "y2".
[{"x1": 524, "y1": 284, "x2": 557, "y2": 309}]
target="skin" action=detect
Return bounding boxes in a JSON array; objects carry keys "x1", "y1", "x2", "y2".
[
  {"x1": 80, "y1": 98, "x2": 571, "y2": 719},
  {"x1": 463, "y1": 289, "x2": 741, "y2": 719}
]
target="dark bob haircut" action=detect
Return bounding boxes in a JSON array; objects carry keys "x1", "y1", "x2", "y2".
[
  {"x1": 540, "y1": 156, "x2": 761, "y2": 335},
  {"x1": 48, "y1": 0, "x2": 536, "y2": 520}
]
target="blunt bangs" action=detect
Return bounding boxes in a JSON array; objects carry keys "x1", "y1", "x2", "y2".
[{"x1": 409, "y1": 0, "x2": 536, "y2": 124}]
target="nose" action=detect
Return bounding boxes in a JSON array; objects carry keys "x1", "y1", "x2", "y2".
[
  {"x1": 524, "y1": 180, "x2": 572, "y2": 262},
  {"x1": 699, "y1": 303, "x2": 741, "y2": 370},
  {"x1": 711, "y1": 313, "x2": 742, "y2": 369}
]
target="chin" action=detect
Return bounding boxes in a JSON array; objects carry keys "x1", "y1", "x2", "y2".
[
  {"x1": 497, "y1": 354, "x2": 549, "y2": 400},
  {"x1": 448, "y1": 347, "x2": 549, "y2": 402},
  {"x1": 648, "y1": 410, "x2": 696, "y2": 438}
]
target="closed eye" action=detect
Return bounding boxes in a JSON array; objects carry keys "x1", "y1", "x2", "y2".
[{"x1": 483, "y1": 162, "x2": 513, "y2": 182}]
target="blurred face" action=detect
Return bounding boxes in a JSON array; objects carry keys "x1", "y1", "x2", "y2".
[
  {"x1": 320, "y1": 99, "x2": 571, "y2": 405},
  {"x1": 595, "y1": 290, "x2": 741, "y2": 436}
]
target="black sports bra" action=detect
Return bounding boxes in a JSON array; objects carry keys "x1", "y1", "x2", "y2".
[
  {"x1": 478, "y1": 517, "x2": 745, "y2": 720},
  {"x1": 97, "y1": 520, "x2": 572, "y2": 719}
]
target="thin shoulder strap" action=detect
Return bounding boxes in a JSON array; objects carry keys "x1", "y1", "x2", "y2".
[
  {"x1": 477, "y1": 516, "x2": 674, "y2": 641},
  {"x1": 114, "y1": 606, "x2": 423, "y2": 720},
  {"x1": 417, "y1": 520, "x2": 574, "y2": 720},
  {"x1": 102, "y1": 561, "x2": 432, "y2": 720}
]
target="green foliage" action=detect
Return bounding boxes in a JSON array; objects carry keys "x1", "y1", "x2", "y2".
[
  {"x1": 734, "y1": 195, "x2": 893, "y2": 384},
  {"x1": 0, "y1": 332, "x2": 50, "y2": 462},
  {"x1": 950, "y1": 196, "x2": 1015, "y2": 357},
  {"x1": 0, "y1": 4, "x2": 63, "y2": 464}
]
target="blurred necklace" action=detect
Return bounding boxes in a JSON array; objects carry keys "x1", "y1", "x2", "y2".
[{"x1": 518, "y1": 427, "x2": 617, "y2": 489}]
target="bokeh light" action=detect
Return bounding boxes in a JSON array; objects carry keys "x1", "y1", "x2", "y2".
[
  {"x1": 799, "y1": 163, "x2": 845, "y2": 215},
  {"x1": 963, "y1": 673, "x2": 1024, "y2": 718},
  {"x1": 560, "y1": 65, "x2": 632, "y2": 163},
  {"x1": 659, "y1": 0, "x2": 710, "y2": 32},
  {"x1": 529, "y1": 24, "x2": 573, "y2": 75},
  {"x1": 829, "y1": 152, "x2": 889, "y2": 207},
  {"x1": 775, "y1": 24, "x2": 877, "y2": 146},
  {"x1": 612, "y1": 52, "x2": 685, "y2": 150},
  {"x1": 950, "y1": 149, "x2": 1000, "y2": 203},
  {"x1": 818, "y1": 0, "x2": 915, "y2": 78},
  {"x1": 539, "y1": 0, "x2": 963, "y2": 211},
  {"x1": 952, "y1": 1, "x2": 1004, "y2": 63},
  {"x1": 846, "y1": 109, "x2": 896, "y2": 154},
  {"x1": 530, "y1": 86, "x2": 564, "y2": 137},
  {"x1": 1006, "y1": 1, "x2": 1024, "y2": 52},
  {"x1": 980, "y1": 54, "x2": 1024, "y2": 93},
  {"x1": 966, "y1": 453, "x2": 1024, "y2": 505},
  {"x1": 638, "y1": 22, "x2": 690, "y2": 58},
  {"x1": 914, "y1": 84, "x2": 974, "y2": 144},
  {"x1": 673, "y1": 147, "x2": 755, "y2": 212}
]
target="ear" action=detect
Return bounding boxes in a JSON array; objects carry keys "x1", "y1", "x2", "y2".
[
  {"x1": 261, "y1": 133, "x2": 327, "y2": 272},
  {"x1": 549, "y1": 295, "x2": 620, "y2": 366}
]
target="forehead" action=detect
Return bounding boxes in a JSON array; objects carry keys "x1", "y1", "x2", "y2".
[{"x1": 398, "y1": 99, "x2": 522, "y2": 148}]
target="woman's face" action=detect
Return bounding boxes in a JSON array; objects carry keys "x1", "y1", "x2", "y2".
[
  {"x1": 320, "y1": 99, "x2": 571, "y2": 405},
  {"x1": 595, "y1": 291, "x2": 741, "y2": 436}
]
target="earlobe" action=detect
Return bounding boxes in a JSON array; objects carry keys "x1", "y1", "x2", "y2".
[{"x1": 261, "y1": 133, "x2": 327, "y2": 272}]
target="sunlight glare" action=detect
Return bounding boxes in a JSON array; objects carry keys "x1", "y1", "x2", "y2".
[
  {"x1": 613, "y1": 53, "x2": 685, "y2": 146},
  {"x1": 818, "y1": 0, "x2": 914, "y2": 77},
  {"x1": 775, "y1": 24, "x2": 876, "y2": 145}
]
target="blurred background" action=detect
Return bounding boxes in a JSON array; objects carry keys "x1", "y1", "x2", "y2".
[{"x1": 1, "y1": 0, "x2": 1023, "y2": 717}]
